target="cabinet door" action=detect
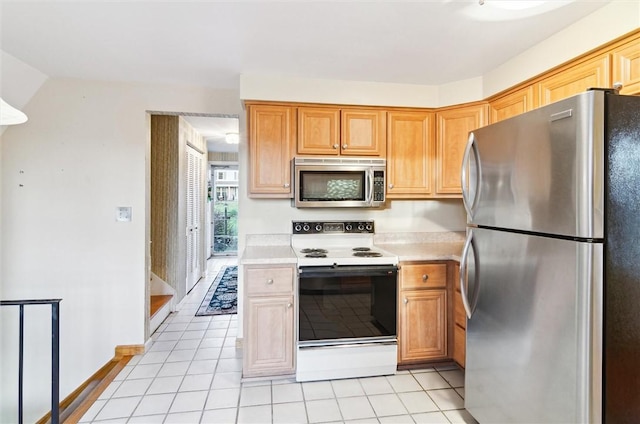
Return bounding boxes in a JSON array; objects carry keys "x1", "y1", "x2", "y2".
[
  {"x1": 489, "y1": 86, "x2": 536, "y2": 123},
  {"x1": 612, "y1": 38, "x2": 640, "y2": 95},
  {"x1": 537, "y1": 54, "x2": 611, "y2": 106},
  {"x1": 244, "y1": 296, "x2": 294, "y2": 377},
  {"x1": 436, "y1": 104, "x2": 487, "y2": 195},
  {"x1": 386, "y1": 111, "x2": 435, "y2": 198},
  {"x1": 248, "y1": 105, "x2": 296, "y2": 197},
  {"x1": 341, "y1": 109, "x2": 386, "y2": 156},
  {"x1": 297, "y1": 107, "x2": 340, "y2": 155},
  {"x1": 399, "y1": 290, "x2": 447, "y2": 363}
]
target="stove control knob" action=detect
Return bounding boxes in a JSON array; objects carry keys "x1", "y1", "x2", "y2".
[
  {"x1": 357, "y1": 224, "x2": 365, "y2": 231},
  {"x1": 365, "y1": 224, "x2": 373, "y2": 232},
  {"x1": 302, "y1": 224, "x2": 310, "y2": 232},
  {"x1": 345, "y1": 224, "x2": 353, "y2": 232},
  {"x1": 294, "y1": 224, "x2": 302, "y2": 233},
  {"x1": 315, "y1": 224, "x2": 323, "y2": 232}
]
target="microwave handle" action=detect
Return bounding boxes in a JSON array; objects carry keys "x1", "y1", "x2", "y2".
[{"x1": 366, "y1": 169, "x2": 373, "y2": 204}]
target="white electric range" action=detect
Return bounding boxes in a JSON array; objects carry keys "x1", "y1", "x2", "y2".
[{"x1": 291, "y1": 220, "x2": 399, "y2": 382}]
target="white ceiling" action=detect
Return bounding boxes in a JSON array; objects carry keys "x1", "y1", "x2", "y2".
[
  {"x1": 1, "y1": 1, "x2": 611, "y2": 151},
  {"x1": 182, "y1": 115, "x2": 240, "y2": 153}
]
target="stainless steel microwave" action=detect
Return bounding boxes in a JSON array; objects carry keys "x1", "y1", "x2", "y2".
[{"x1": 293, "y1": 157, "x2": 386, "y2": 208}]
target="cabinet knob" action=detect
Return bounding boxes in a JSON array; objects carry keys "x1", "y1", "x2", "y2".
[
  {"x1": 422, "y1": 274, "x2": 429, "y2": 281},
  {"x1": 266, "y1": 278, "x2": 274, "y2": 285},
  {"x1": 404, "y1": 298, "x2": 409, "y2": 304},
  {"x1": 287, "y1": 303, "x2": 292, "y2": 308},
  {"x1": 283, "y1": 183, "x2": 290, "y2": 188},
  {"x1": 342, "y1": 144, "x2": 348, "y2": 149},
  {"x1": 333, "y1": 144, "x2": 339, "y2": 149},
  {"x1": 388, "y1": 183, "x2": 394, "y2": 189}
]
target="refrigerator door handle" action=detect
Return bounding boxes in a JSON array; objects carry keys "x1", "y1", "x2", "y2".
[
  {"x1": 460, "y1": 230, "x2": 480, "y2": 319},
  {"x1": 461, "y1": 132, "x2": 481, "y2": 218}
]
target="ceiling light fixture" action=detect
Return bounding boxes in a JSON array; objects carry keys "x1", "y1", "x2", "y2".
[
  {"x1": 480, "y1": 1, "x2": 547, "y2": 10},
  {"x1": 468, "y1": 0, "x2": 573, "y2": 21},
  {"x1": 0, "y1": 98, "x2": 28, "y2": 125},
  {"x1": 225, "y1": 132, "x2": 239, "y2": 144}
]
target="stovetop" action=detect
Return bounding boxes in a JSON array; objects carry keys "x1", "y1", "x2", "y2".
[{"x1": 291, "y1": 220, "x2": 398, "y2": 266}]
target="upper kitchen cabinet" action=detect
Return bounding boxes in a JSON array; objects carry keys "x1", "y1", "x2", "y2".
[
  {"x1": 436, "y1": 103, "x2": 488, "y2": 195},
  {"x1": 247, "y1": 104, "x2": 297, "y2": 197},
  {"x1": 297, "y1": 107, "x2": 386, "y2": 156},
  {"x1": 537, "y1": 54, "x2": 611, "y2": 106},
  {"x1": 611, "y1": 35, "x2": 640, "y2": 95},
  {"x1": 489, "y1": 86, "x2": 536, "y2": 123},
  {"x1": 386, "y1": 111, "x2": 435, "y2": 198}
]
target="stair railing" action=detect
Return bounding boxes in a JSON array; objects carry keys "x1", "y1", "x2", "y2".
[{"x1": 0, "y1": 299, "x2": 61, "y2": 424}]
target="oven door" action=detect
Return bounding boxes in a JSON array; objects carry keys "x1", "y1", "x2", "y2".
[{"x1": 298, "y1": 265, "x2": 398, "y2": 347}]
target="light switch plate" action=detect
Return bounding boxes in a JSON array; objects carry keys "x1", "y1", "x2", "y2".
[{"x1": 116, "y1": 206, "x2": 132, "y2": 222}]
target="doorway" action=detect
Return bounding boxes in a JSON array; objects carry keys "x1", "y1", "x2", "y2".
[
  {"x1": 147, "y1": 112, "x2": 239, "y2": 339},
  {"x1": 211, "y1": 165, "x2": 238, "y2": 256}
]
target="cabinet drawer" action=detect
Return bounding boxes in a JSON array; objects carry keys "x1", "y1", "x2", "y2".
[
  {"x1": 454, "y1": 289, "x2": 467, "y2": 329},
  {"x1": 400, "y1": 263, "x2": 447, "y2": 290},
  {"x1": 246, "y1": 267, "x2": 294, "y2": 295}
]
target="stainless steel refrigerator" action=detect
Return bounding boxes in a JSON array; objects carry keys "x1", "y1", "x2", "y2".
[{"x1": 460, "y1": 89, "x2": 640, "y2": 423}]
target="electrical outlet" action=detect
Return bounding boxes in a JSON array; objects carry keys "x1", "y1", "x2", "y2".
[{"x1": 116, "y1": 206, "x2": 132, "y2": 222}]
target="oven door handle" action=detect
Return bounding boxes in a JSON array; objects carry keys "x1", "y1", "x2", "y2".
[{"x1": 299, "y1": 265, "x2": 398, "y2": 278}]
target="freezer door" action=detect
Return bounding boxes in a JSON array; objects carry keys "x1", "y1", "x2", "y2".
[
  {"x1": 462, "y1": 227, "x2": 602, "y2": 423},
  {"x1": 462, "y1": 90, "x2": 604, "y2": 239}
]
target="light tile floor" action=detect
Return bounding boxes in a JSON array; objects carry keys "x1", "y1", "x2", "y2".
[{"x1": 80, "y1": 256, "x2": 477, "y2": 424}]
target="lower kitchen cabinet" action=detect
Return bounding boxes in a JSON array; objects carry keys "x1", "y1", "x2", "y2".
[
  {"x1": 243, "y1": 265, "x2": 295, "y2": 378},
  {"x1": 398, "y1": 263, "x2": 448, "y2": 364}
]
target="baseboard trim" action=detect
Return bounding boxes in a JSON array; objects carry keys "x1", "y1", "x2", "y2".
[
  {"x1": 36, "y1": 353, "x2": 135, "y2": 424},
  {"x1": 115, "y1": 344, "x2": 145, "y2": 358}
]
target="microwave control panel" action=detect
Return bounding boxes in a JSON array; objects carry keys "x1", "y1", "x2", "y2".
[{"x1": 373, "y1": 170, "x2": 385, "y2": 202}]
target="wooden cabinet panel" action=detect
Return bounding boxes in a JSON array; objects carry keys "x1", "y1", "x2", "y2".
[
  {"x1": 248, "y1": 104, "x2": 296, "y2": 197},
  {"x1": 451, "y1": 264, "x2": 465, "y2": 368},
  {"x1": 244, "y1": 296, "x2": 294, "y2": 377},
  {"x1": 400, "y1": 263, "x2": 447, "y2": 290},
  {"x1": 612, "y1": 38, "x2": 640, "y2": 95},
  {"x1": 537, "y1": 54, "x2": 611, "y2": 106},
  {"x1": 386, "y1": 111, "x2": 435, "y2": 198},
  {"x1": 436, "y1": 104, "x2": 487, "y2": 195},
  {"x1": 243, "y1": 265, "x2": 295, "y2": 378},
  {"x1": 399, "y1": 290, "x2": 447, "y2": 363},
  {"x1": 341, "y1": 109, "x2": 386, "y2": 156},
  {"x1": 453, "y1": 323, "x2": 466, "y2": 368},
  {"x1": 454, "y1": 289, "x2": 466, "y2": 330},
  {"x1": 489, "y1": 86, "x2": 536, "y2": 123},
  {"x1": 297, "y1": 107, "x2": 340, "y2": 155}
]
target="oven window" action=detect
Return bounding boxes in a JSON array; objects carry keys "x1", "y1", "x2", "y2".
[
  {"x1": 299, "y1": 272, "x2": 397, "y2": 343},
  {"x1": 299, "y1": 171, "x2": 364, "y2": 201}
]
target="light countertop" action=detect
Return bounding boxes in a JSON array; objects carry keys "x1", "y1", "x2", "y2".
[
  {"x1": 240, "y1": 245, "x2": 297, "y2": 265},
  {"x1": 239, "y1": 232, "x2": 465, "y2": 265},
  {"x1": 378, "y1": 241, "x2": 464, "y2": 263}
]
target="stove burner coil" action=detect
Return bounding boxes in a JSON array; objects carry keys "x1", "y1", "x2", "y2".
[
  {"x1": 300, "y1": 248, "x2": 328, "y2": 254},
  {"x1": 352, "y1": 247, "x2": 371, "y2": 252},
  {"x1": 353, "y1": 251, "x2": 383, "y2": 257},
  {"x1": 305, "y1": 252, "x2": 327, "y2": 258}
]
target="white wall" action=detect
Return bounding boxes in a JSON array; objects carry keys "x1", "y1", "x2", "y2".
[{"x1": 0, "y1": 78, "x2": 241, "y2": 423}]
